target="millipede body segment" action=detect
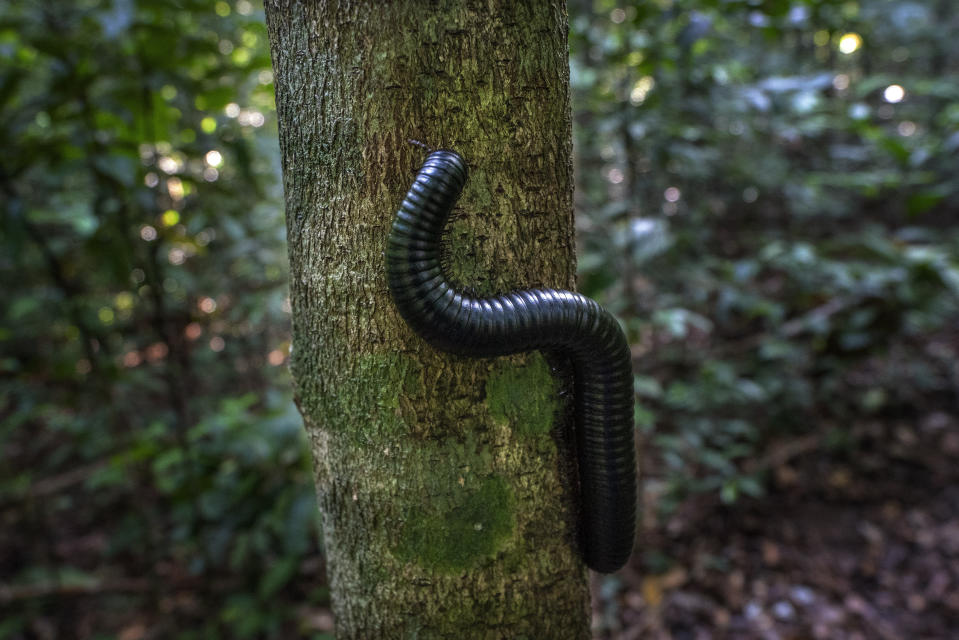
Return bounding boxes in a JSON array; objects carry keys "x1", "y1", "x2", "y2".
[{"x1": 386, "y1": 149, "x2": 636, "y2": 573}]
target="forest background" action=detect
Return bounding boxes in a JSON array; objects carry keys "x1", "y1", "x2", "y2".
[{"x1": 1, "y1": 0, "x2": 957, "y2": 638}]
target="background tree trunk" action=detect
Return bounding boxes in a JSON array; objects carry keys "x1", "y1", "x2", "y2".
[{"x1": 265, "y1": 2, "x2": 590, "y2": 637}]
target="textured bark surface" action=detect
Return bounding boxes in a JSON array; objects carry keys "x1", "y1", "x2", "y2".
[{"x1": 265, "y1": 2, "x2": 589, "y2": 637}]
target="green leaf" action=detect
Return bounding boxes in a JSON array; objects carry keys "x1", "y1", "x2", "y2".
[
  {"x1": 907, "y1": 191, "x2": 945, "y2": 217},
  {"x1": 258, "y1": 555, "x2": 298, "y2": 599}
]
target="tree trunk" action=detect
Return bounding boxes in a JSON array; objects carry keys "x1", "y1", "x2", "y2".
[{"x1": 265, "y1": 2, "x2": 590, "y2": 637}]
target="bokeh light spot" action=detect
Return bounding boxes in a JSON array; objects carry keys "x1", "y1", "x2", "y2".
[
  {"x1": 161, "y1": 210, "x2": 180, "y2": 227},
  {"x1": 184, "y1": 323, "x2": 203, "y2": 340},
  {"x1": 146, "y1": 343, "x2": 169, "y2": 362},
  {"x1": 166, "y1": 177, "x2": 184, "y2": 201},
  {"x1": 198, "y1": 297, "x2": 217, "y2": 314},
  {"x1": 122, "y1": 351, "x2": 142, "y2": 368},
  {"x1": 205, "y1": 150, "x2": 223, "y2": 167},
  {"x1": 114, "y1": 292, "x2": 134, "y2": 310},
  {"x1": 838, "y1": 33, "x2": 861, "y2": 54},
  {"x1": 883, "y1": 84, "x2": 905, "y2": 103}
]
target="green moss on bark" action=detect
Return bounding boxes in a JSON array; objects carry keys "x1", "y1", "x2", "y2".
[
  {"x1": 485, "y1": 352, "x2": 558, "y2": 437},
  {"x1": 327, "y1": 353, "x2": 420, "y2": 443},
  {"x1": 396, "y1": 474, "x2": 514, "y2": 572},
  {"x1": 442, "y1": 214, "x2": 501, "y2": 296}
]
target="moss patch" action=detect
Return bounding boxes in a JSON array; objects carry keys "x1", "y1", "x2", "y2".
[
  {"x1": 397, "y1": 474, "x2": 514, "y2": 572},
  {"x1": 485, "y1": 353, "x2": 558, "y2": 437},
  {"x1": 442, "y1": 216, "x2": 498, "y2": 296},
  {"x1": 332, "y1": 353, "x2": 419, "y2": 443}
]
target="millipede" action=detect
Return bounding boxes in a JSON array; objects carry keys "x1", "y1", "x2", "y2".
[{"x1": 386, "y1": 149, "x2": 636, "y2": 573}]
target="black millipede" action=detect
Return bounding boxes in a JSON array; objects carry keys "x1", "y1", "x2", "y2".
[{"x1": 386, "y1": 149, "x2": 636, "y2": 573}]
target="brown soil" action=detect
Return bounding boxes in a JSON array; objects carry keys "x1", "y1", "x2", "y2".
[{"x1": 594, "y1": 413, "x2": 959, "y2": 640}]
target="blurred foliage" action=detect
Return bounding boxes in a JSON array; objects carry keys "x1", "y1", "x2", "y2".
[
  {"x1": 570, "y1": 0, "x2": 959, "y2": 515},
  {"x1": 0, "y1": 1, "x2": 327, "y2": 638},
  {"x1": 1, "y1": 0, "x2": 958, "y2": 637}
]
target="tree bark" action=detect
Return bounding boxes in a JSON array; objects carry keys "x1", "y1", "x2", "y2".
[{"x1": 265, "y1": 2, "x2": 589, "y2": 637}]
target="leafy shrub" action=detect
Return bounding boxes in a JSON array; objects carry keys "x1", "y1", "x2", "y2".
[{"x1": 570, "y1": 0, "x2": 959, "y2": 511}]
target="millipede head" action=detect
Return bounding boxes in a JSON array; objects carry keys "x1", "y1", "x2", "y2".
[{"x1": 423, "y1": 149, "x2": 468, "y2": 188}]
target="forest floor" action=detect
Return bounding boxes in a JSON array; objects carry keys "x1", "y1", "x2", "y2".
[
  {"x1": 594, "y1": 412, "x2": 959, "y2": 640},
  {"x1": 5, "y1": 411, "x2": 958, "y2": 639}
]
